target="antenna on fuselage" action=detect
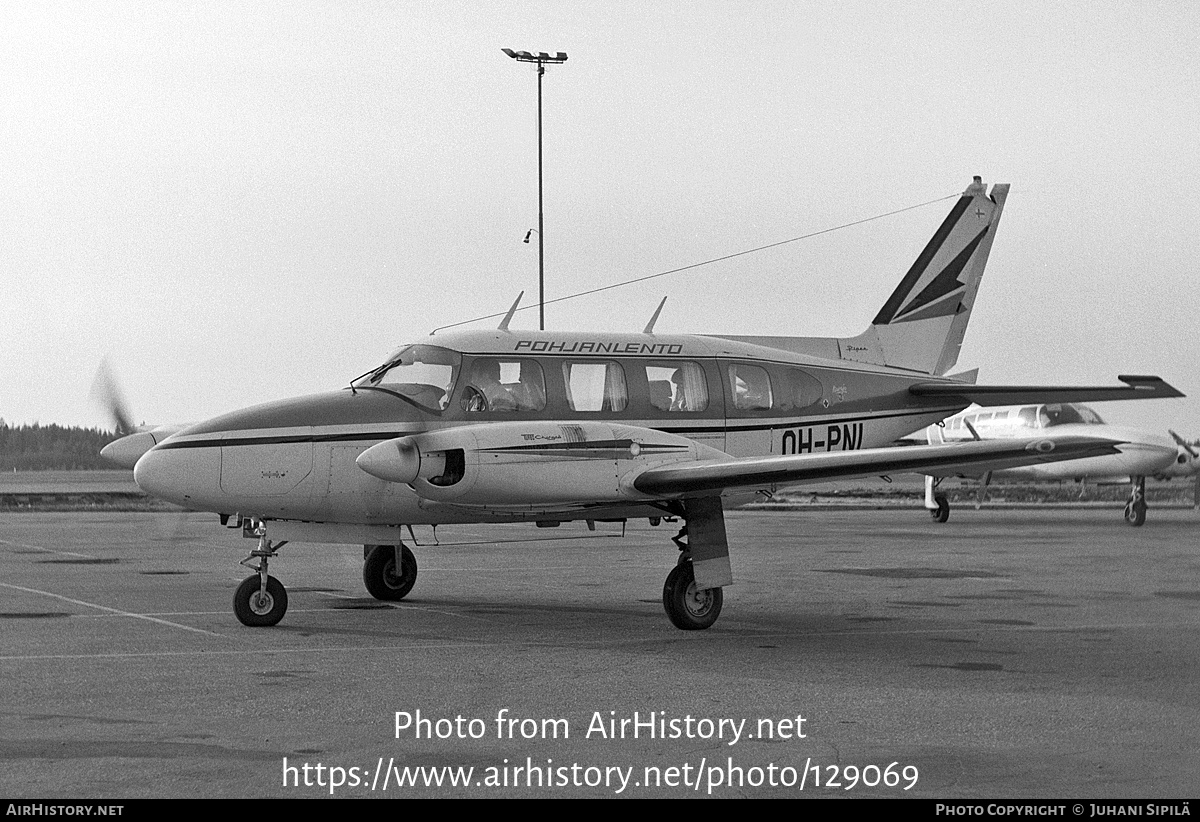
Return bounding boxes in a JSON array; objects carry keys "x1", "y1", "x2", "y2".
[
  {"x1": 498, "y1": 292, "x2": 525, "y2": 332},
  {"x1": 643, "y1": 296, "x2": 668, "y2": 334}
]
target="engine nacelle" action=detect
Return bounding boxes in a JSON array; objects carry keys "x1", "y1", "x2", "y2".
[{"x1": 356, "y1": 421, "x2": 722, "y2": 506}]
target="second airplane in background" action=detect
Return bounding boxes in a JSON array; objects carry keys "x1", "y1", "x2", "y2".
[{"x1": 919, "y1": 402, "x2": 1180, "y2": 525}]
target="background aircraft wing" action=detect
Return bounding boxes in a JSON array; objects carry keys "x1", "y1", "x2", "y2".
[
  {"x1": 908, "y1": 375, "x2": 1184, "y2": 406},
  {"x1": 632, "y1": 435, "x2": 1123, "y2": 496}
]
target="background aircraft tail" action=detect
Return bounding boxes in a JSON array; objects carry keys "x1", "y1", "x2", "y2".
[
  {"x1": 838, "y1": 176, "x2": 1008, "y2": 374},
  {"x1": 717, "y1": 177, "x2": 1008, "y2": 375}
]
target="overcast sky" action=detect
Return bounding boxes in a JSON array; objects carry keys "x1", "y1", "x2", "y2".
[{"x1": 2, "y1": 1, "x2": 1196, "y2": 438}]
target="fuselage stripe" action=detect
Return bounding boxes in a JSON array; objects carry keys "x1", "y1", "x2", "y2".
[{"x1": 150, "y1": 406, "x2": 961, "y2": 452}]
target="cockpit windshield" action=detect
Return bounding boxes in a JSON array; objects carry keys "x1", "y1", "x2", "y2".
[
  {"x1": 353, "y1": 345, "x2": 461, "y2": 412},
  {"x1": 1041, "y1": 403, "x2": 1105, "y2": 426}
]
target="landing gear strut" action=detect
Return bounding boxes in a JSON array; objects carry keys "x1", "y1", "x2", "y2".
[
  {"x1": 233, "y1": 523, "x2": 288, "y2": 627},
  {"x1": 1124, "y1": 476, "x2": 1147, "y2": 527},
  {"x1": 363, "y1": 544, "x2": 418, "y2": 601}
]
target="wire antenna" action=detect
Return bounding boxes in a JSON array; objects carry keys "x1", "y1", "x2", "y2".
[{"x1": 432, "y1": 192, "x2": 959, "y2": 333}]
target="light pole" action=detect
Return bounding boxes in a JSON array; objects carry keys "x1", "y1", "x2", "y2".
[{"x1": 502, "y1": 48, "x2": 567, "y2": 331}]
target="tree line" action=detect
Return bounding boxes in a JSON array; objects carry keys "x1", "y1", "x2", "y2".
[{"x1": 0, "y1": 421, "x2": 120, "y2": 470}]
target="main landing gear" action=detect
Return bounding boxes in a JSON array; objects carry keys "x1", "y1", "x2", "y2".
[
  {"x1": 925, "y1": 475, "x2": 950, "y2": 523},
  {"x1": 363, "y1": 544, "x2": 419, "y2": 601},
  {"x1": 662, "y1": 526, "x2": 723, "y2": 630},
  {"x1": 233, "y1": 523, "x2": 289, "y2": 627},
  {"x1": 659, "y1": 497, "x2": 732, "y2": 631},
  {"x1": 1124, "y1": 476, "x2": 1148, "y2": 527}
]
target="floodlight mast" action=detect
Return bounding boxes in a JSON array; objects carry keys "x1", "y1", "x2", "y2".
[{"x1": 502, "y1": 49, "x2": 568, "y2": 331}]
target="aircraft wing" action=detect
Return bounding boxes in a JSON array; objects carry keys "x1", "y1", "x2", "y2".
[
  {"x1": 908, "y1": 375, "x2": 1184, "y2": 406},
  {"x1": 632, "y1": 435, "x2": 1122, "y2": 497}
]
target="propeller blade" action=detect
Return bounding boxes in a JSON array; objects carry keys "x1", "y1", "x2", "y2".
[
  {"x1": 90, "y1": 358, "x2": 136, "y2": 436},
  {"x1": 1168, "y1": 430, "x2": 1199, "y2": 459}
]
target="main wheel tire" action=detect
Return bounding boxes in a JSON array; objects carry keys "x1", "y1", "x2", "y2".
[
  {"x1": 930, "y1": 494, "x2": 950, "y2": 523},
  {"x1": 233, "y1": 574, "x2": 288, "y2": 627},
  {"x1": 363, "y1": 544, "x2": 418, "y2": 601},
  {"x1": 662, "y1": 562, "x2": 722, "y2": 630},
  {"x1": 1124, "y1": 502, "x2": 1147, "y2": 527}
]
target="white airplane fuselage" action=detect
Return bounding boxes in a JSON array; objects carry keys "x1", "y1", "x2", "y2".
[
  {"x1": 924, "y1": 403, "x2": 1178, "y2": 482},
  {"x1": 133, "y1": 329, "x2": 969, "y2": 525}
]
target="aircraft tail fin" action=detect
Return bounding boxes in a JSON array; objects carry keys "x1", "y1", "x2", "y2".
[{"x1": 838, "y1": 177, "x2": 1008, "y2": 375}]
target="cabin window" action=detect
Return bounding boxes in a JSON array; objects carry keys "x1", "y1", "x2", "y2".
[
  {"x1": 562, "y1": 361, "x2": 628, "y2": 412},
  {"x1": 645, "y1": 362, "x2": 708, "y2": 412},
  {"x1": 727, "y1": 364, "x2": 772, "y2": 410},
  {"x1": 772, "y1": 366, "x2": 823, "y2": 411},
  {"x1": 1017, "y1": 406, "x2": 1039, "y2": 428},
  {"x1": 461, "y1": 358, "x2": 546, "y2": 413}
]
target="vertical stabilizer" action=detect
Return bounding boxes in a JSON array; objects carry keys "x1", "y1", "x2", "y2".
[{"x1": 838, "y1": 177, "x2": 1009, "y2": 374}]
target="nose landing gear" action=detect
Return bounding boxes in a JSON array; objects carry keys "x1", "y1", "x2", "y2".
[
  {"x1": 233, "y1": 523, "x2": 289, "y2": 626},
  {"x1": 1124, "y1": 476, "x2": 1148, "y2": 527}
]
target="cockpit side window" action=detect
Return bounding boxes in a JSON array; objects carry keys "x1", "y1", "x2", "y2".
[
  {"x1": 461, "y1": 358, "x2": 546, "y2": 413},
  {"x1": 1017, "y1": 406, "x2": 1039, "y2": 429},
  {"x1": 1043, "y1": 404, "x2": 1097, "y2": 426},
  {"x1": 1041, "y1": 404, "x2": 1103, "y2": 426}
]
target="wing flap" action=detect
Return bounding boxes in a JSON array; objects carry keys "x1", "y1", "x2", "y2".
[
  {"x1": 632, "y1": 436, "x2": 1123, "y2": 497},
  {"x1": 909, "y1": 375, "x2": 1184, "y2": 406}
]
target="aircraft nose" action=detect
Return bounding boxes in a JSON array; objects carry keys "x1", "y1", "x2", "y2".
[{"x1": 1112, "y1": 429, "x2": 1180, "y2": 475}]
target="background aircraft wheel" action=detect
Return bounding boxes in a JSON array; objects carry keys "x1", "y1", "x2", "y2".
[
  {"x1": 363, "y1": 544, "x2": 418, "y2": 600},
  {"x1": 930, "y1": 494, "x2": 950, "y2": 523},
  {"x1": 233, "y1": 574, "x2": 288, "y2": 627},
  {"x1": 662, "y1": 562, "x2": 722, "y2": 630},
  {"x1": 1124, "y1": 502, "x2": 1147, "y2": 527}
]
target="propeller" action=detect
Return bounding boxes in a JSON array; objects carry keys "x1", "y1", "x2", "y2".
[
  {"x1": 90, "y1": 357, "x2": 137, "y2": 436},
  {"x1": 1168, "y1": 430, "x2": 1198, "y2": 459}
]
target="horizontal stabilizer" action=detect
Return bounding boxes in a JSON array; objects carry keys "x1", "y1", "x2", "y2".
[
  {"x1": 632, "y1": 435, "x2": 1123, "y2": 497},
  {"x1": 908, "y1": 375, "x2": 1184, "y2": 406}
]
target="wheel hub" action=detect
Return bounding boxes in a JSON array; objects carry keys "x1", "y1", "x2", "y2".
[
  {"x1": 684, "y1": 582, "x2": 714, "y2": 616},
  {"x1": 250, "y1": 590, "x2": 275, "y2": 615}
]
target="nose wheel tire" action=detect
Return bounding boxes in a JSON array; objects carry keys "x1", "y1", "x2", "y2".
[
  {"x1": 363, "y1": 544, "x2": 418, "y2": 601},
  {"x1": 233, "y1": 574, "x2": 288, "y2": 627},
  {"x1": 662, "y1": 562, "x2": 722, "y2": 630},
  {"x1": 1124, "y1": 502, "x2": 1147, "y2": 527}
]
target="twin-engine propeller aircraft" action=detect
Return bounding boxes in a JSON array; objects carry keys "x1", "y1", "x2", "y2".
[
  {"x1": 117, "y1": 177, "x2": 1183, "y2": 630},
  {"x1": 917, "y1": 402, "x2": 1181, "y2": 525}
]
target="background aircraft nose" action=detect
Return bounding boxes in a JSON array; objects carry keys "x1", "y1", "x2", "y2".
[{"x1": 1112, "y1": 429, "x2": 1180, "y2": 475}]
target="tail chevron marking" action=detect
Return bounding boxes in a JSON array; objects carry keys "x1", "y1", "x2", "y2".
[
  {"x1": 887, "y1": 226, "x2": 989, "y2": 324},
  {"x1": 837, "y1": 176, "x2": 1009, "y2": 375}
]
